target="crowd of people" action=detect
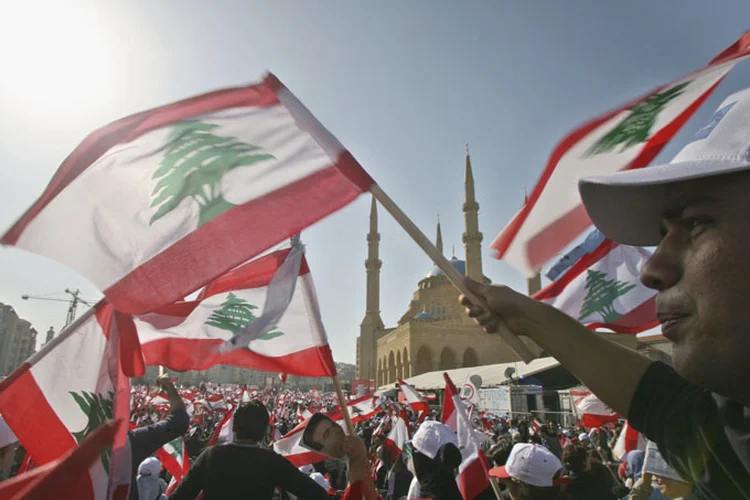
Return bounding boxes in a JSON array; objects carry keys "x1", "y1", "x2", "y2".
[{"x1": 0, "y1": 366, "x2": 696, "y2": 499}]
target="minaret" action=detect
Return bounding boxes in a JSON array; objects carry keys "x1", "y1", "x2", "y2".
[
  {"x1": 436, "y1": 218, "x2": 444, "y2": 255},
  {"x1": 462, "y1": 145, "x2": 484, "y2": 281},
  {"x1": 358, "y1": 196, "x2": 384, "y2": 381}
]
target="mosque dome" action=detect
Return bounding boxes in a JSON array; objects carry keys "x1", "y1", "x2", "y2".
[
  {"x1": 427, "y1": 256, "x2": 466, "y2": 278},
  {"x1": 414, "y1": 311, "x2": 434, "y2": 319}
]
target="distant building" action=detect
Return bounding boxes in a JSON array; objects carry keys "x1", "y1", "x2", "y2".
[
  {"x1": 0, "y1": 303, "x2": 37, "y2": 376},
  {"x1": 357, "y1": 150, "x2": 543, "y2": 387}
]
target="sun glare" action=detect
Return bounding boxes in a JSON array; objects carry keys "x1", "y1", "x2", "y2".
[{"x1": 0, "y1": 3, "x2": 115, "y2": 117}]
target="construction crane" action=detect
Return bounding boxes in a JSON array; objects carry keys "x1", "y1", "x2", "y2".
[{"x1": 21, "y1": 288, "x2": 93, "y2": 331}]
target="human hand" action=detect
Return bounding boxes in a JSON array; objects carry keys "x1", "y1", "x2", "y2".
[
  {"x1": 344, "y1": 436, "x2": 369, "y2": 482},
  {"x1": 459, "y1": 277, "x2": 548, "y2": 336},
  {"x1": 156, "y1": 373, "x2": 175, "y2": 390}
]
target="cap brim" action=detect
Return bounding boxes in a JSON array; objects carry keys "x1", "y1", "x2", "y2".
[
  {"x1": 579, "y1": 160, "x2": 750, "y2": 246},
  {"x1": 488, "y1": 466, "x2": 511, "y2": 480}
]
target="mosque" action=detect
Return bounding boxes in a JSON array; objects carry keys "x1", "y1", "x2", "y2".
[{"x1": 356, "y1": 150, "x2": 543, "y2": 387}]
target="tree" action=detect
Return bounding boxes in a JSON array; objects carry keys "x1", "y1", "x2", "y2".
[
  {"x1": 585, "y1": 81, "x2": 691, "y2": 157},
  {"x1": 70, "y1": 390, "x2": 114, "y2": 472},
  {"x1": 149, "y1": 120, "x2": 275, "y2": 226},
  {"x1": 578, "y1": 270, "x2": 636, "y2": 324},
  {"x1": 205, "y1": 292, "x2": 284, "y2": 341}
]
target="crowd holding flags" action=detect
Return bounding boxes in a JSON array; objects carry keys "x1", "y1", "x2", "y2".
[{"x1": 2, "y1": 27, "x2": 750, "y2": 500}]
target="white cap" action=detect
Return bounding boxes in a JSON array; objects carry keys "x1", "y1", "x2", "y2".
[
  {"x1": 578, "y1": 433, "x2": 590, "y2": 441},
  {"x1": 138, "y1": 457, "x2": 162, "y2": 476},
  {"x1": 411, "y1": 420, "x2": 458, "y2": 460},
  {"x1": 643, "y1": 441, "x2": 687, "y2": 483},
  {"x1": 580, "y1": 87, "x2": 750, "y2": 246},
  {"x1": 489, "y1": 443, "x2": 564, "y2": 487}
]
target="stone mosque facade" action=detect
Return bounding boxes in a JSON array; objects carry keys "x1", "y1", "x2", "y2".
[{"x1": 356, "y1": 151, "x2": 538, "y2": 387}]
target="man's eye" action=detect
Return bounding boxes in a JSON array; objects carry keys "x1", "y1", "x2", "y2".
[{"x1": 684, "y1": 217, "x2": 713, "y2": 232}]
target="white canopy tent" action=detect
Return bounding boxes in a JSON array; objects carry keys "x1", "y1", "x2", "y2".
[{"x1": 377, "y1": 356, "x2": 561, "y2": 392}]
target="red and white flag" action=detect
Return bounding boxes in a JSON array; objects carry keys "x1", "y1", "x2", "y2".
[
  {"x1": 383, "y1": 413, "x2": 409, "y2": 457},
  {"x1": 208, "y1": 406, "x2": 236, "y2": 446},
  {"x1": 397, "y1": 379, "x2": 430, "y2": 421},
  {"x1": 0, "y1": 303, "x2": 132, "y2": 500},
  {"x1": 533, "y1": 240, "x2": 658, "y2": 333},
  {"x1": 491, "y1": 33, "x2": 750, "y2": 276},
  {"x1": 156, "y1": 437, "x2": 190, "y2": 494},
  {"x1": 443, "y1": 373, "x2": 491, "y2": 500},
  {"x1": 612, "y1": 420, "x2": 647, "y2": 461},
  {"x1": 571, "y1": 389, "x2": 619, "y2": 428},
  {"x1": 2, "y1": 73, "x2": 373, "y2": 314},
  {"x1": 136, "y1": 246, "x2": 336, "y2": 377},
  {"x1": 273, "y1": 417, "x2": 341, "y2": 467}
]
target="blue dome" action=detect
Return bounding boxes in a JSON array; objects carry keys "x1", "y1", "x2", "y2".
[
  {"x1": 427, "y1": 257, "x2": 466, "y2": 278},
  {"x1": 415, "y1": 311, "x2": 434, "y2": 319}
]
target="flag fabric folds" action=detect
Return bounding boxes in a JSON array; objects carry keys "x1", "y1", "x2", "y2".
[
  {"x1": 136, "y1": 246, "x2": 337, "y2": 377},
  {"x1": 491, "y1": 34, "x2": 750, "y2": 277},
  {"x1": 571, "y1": 389, "x2": 619, "y2": 428},
  {"x1": 443, "y1": 373, "x2": 491, "y2": 500},
  {"x1": 2, "y1": 73, "x2": 373, "y2": 314},
  {"x1": 533, "y1": 239, "x2": 658, "y2": 333},
  {"x1": 397, "y1": 379, "x2": 429, "y2": 421},
  {"x1": 0, "y1": 303, "x2": 132, "y2": 500}
]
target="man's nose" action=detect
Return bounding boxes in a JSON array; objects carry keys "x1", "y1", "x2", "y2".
[{"x1": 640, "y1": 230, "x2": 683, "y2": 291}]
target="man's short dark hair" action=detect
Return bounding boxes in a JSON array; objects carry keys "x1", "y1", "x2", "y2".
[
  {"x1": 233, "y1": 401, "x2": 269, "y2": 441},
  {"x1": 301, "y1": 413, "x2": 331, "y2": 451}
]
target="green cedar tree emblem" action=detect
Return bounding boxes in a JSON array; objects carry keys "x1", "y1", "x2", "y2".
[
  {"x1": 204, "y1": 292, "x2": 284, "y2": 341},
  {"x1": 70, "y1": 390, "x2": 114, "y2": 472},
  {"x1": 584, "y1": 81, "x2": 691, "y2": 157},
  {"x1": 578, "y1": 270, "x2": 637, "y2": 323},
  {"x1": 149, "y1": 120, "x2": 275, "y2": 226},
  {"x1": 166, "y1": 437, "x2": 183, "y2": 462}
]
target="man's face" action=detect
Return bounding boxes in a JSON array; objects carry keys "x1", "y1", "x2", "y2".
[
  {"x1": 310, "y1": 416, "x2": 346, "y2": 458},
  {"x1": 640, "y1": 171, "x2": 750, "y2": 394}
]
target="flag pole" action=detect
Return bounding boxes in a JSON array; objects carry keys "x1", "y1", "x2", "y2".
[
  {"x1": 369, "y1": 184, "x2": 536, "y2": 363},
  {"x1": 331, "y1": 374, "x2": 355, "y2": 435}
]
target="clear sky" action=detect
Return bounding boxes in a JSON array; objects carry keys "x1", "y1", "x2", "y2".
[{"x1": 2, "y1": 1, "x2": 750, "y2": 364}]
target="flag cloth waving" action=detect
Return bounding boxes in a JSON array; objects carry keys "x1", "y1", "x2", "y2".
[
  {"x1": 533, "y1": 239, "x2": 657, "y2": 333},
  {"x1": 135, "y1": 246, "x2": 336, "y2": 377},
  {"x1": 397, "y1": 379, "x2": 429, "y2": 421},
  {"x1": 571, "y1": 389, "x2": 619, "y2": 428},
  {"x1": 0, "y1": 303, "x2": 132, "y2": 500},
  {"x1": 491, "y1": 33, "x2": 750, "y2": 276},
  {"x1": 443, "y1": 373, "x2": 491, "y2": 500},
  {"x1": 2, "y1": 73, "x2": 373, "y2": 314}
]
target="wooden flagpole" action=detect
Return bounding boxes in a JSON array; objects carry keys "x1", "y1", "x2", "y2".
[
  {"x1": 369, "y1": 184, "x2": 536, "y2": 363},
  {"x1": 331, "y1": 374, "x2": 355, "y2": 435}
]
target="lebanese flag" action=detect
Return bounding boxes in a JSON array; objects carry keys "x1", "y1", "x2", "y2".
[
  {"x1": 443, "y1": 373, "x2": 491, "y2": 500},
  {"x1": 136, "y1": 246, "x2": 336, "y2": 377},
  {"x1": 2, "y1": 73, "x2": 373, "y2": 315},
  {"x1": 571, "y1": 389, "x2": 619, "y2": 428},
  {"x1": 0, "y1": 303, "x2": 132, "y2": 500},
  {"x1": 0, "y1": 420, "x2": 122, "y2": 500},
  {"x1": 491, "y1": 33, "x2": 750, "y2": 276},
  {"x1": 612, "y1": 420, "x2": 646, "y2": 461},
  {"x1": 208, "y1": 406, "x2": 235, "y2": 446},
  {"x1": 383, "y1": 413, "x2": 409, "y2": 458},
  {"x1": 332, "y1": 394, "x2": 382, "y2": 424},
  {"x1": 397, "y1": 379, "x2": 429, "y2": 421},
  {"x1": 207, "y1": 394, "x2": 228, "y2": 413},
  {"x1": 529, "y1": 415, "x2": 541, "y2": 435},
  {"x1": 533, "y1": 240, "x2": 658, "y2": 334},
  {"x1": 148, "y1": 393, "x2": 170, "y2": 407},
  {"x1": 156, "y1": 437, "x2": 190, "y2": 495}
]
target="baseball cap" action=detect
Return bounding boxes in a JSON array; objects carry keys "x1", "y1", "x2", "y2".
[
  {"x1": 411, "y1": 420, "x2": 458, "y2": 460},
  {"x1": 579, "y1": 87, "x2": 750, "y2": 246},
  {"x1": 489, "y1": 443, "x2": 566, "y2": 487}
]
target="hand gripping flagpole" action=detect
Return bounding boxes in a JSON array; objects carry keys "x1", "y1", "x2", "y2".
[
  {"x1": 332, "y1": 374, "x2": 355, "y2": 435},
  {"x1": 369, "y1": 184, "x2": 536, "y2": 363}
]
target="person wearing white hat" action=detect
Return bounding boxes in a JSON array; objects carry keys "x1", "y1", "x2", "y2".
[
  {"x1": 461, "y1": 87, "x2": 750, "y2": 498},
  {"x1": 407, "y1": 421, "x2": 463, "y2": 500},
  {"x1": 489, "y1": 443, "x2": 567, "y2": 499}
]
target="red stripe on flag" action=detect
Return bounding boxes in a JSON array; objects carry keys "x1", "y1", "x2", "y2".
[
  {"x1": 141, "y1": 339, "x2": 336, "y2": 376},
  {"x1": 1, "y1": 83, "x2": 279, "y2": 246},
  {"x1": 0, "y1": 365, "x2": 79, "y2": 466},
  {"x1": 105, "y1": 161, "x2": 364, "y2": 314},
  {"x1": 586, "y1": 297, "x2": 658, "y2": 334},
  {"x1": 523, "y1": 78, "x2": 724, "y2": 270}
]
